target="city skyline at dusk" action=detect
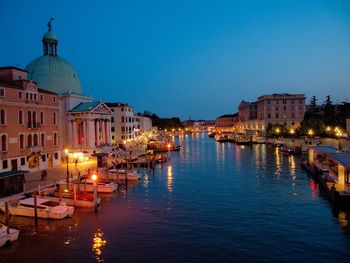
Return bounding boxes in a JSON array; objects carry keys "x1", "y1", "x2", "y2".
[{"x1": 1, "y1": 0, "x2": 350, "y2": 119}]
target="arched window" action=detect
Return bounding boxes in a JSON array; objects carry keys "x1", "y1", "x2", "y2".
[
  {"x1": 41, "y1": 133, "x2": 45, "y2": 147},
  {"x1": 33, "y1": 111, "x2": 37, "y2": 124},
  {"x1": 19, "y1": 134, "x2": 24, "y2": 149},
  {"x1": 28, "y1": 111, "x2": 32, "y2": 124},
  {"x1": 54, "y1": 133, "x2": 58, "y2": 145},
  {"x1": 19, "y1": 110, "x2": 23, "y2": 124},
  {"x1": 121, "y1": 116, "x2": 124, "y2": 123},
  {"x1": 1, "y1": 134, "x2": 7, "y2": 151},
  {"x1": 33, "y1": 134, "x2": 38, "y2": 146},
  {"x1": 28, "y1": 134, "x2": 32, "y2": 147},
  {"x1": 53, "y1": 112, "x2": 57, "y2": 124},
  {"x1": 0, "y1": 109, "x2": 5, "y2": 124},
  {"x1": 40, "y1": 112, "x2": 44, "y2": 124}
]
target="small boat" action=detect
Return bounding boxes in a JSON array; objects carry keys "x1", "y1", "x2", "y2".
[
  {"x1": 1, "y1": 197, "x2": 74, "y2": 219},
  {"x1": 208, "y1": 132, "x2": 216, "y2": 138},
  {"x1": 77, "y1": 179, "x2": 118, "y2": 193},
  {"x1": 215, "y1": 135, "x2": 229, "y2": 142},
  {"x1": 278, "y1": 146, "x2": 295, "y2": 155},
  {"x1": 45, "y1": 190, "x2": 101, "y2": 208},
  {"x1": 107, "y1": 169, "x2": 141, "y2": 181},
  {"x1": 236, "y1": 136, "x2": 251, "y2": 145},
  {"x1": 0, "y1": 223, "x2": 19, "y2": 247}
]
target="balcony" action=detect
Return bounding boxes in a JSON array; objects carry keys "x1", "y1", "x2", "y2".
[
  {"x1": 28, "y1": 146, "x2": 43, "y2": 153},
  {"x1": 27, "y1": 122, "x2": 41, "y2": 129}
]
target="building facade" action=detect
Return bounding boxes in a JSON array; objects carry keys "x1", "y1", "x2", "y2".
[
  {"x1": 0, "y1": 67, "x2": 60, "y2": 172},
  {"x1": 238, "y1": 93, "x2": 306, "y2": 135},
  {"x1": 215, "y1": 113, "x2": 239, "y2": 132},
  {"x1": 135, "y1": 114, "x2": 152, "y2": 134},
  {"x1": 107, "y1": 103, "x2": 137, "y2": 143}
]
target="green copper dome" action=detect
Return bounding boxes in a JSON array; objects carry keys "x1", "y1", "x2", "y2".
[
  {"x1": 25, "y1": 56, "x2": 82, "y2": 95},
  {"x1": 25, "y1": 27, "x2": 82, "y2": 95}
]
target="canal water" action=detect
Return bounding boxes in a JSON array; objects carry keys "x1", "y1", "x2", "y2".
[{"x1": 1, "y1": 133, "x2": 350, "y2": 262}]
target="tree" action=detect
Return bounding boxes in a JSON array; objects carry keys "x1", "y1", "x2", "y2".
[
  {"x1": 309, "y1": 96, "x2": 317, "y2": 112},
  {"x1": 323, "y1": 95, "x2": 335, "y2": 125}
]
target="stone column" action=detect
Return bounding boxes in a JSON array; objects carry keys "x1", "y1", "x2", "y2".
[
  {"x1": 106, "y1": 120, "x2": 111, "y2": 144},
  {"x1": 72, "y1": 121, "x2": 77, "y2": 148},
  {"x1": 101, "y1": 119, "x2": 106, "y2": 145},
  {"x1": 68, "y1": 120, "x2": 73, "y2": 147},
  {"x1": 96, "y1": 120, "x2": 100, "y2": 146},
  {"x1": 87, "y1": 119, "x2": 94, "y2": 149}
]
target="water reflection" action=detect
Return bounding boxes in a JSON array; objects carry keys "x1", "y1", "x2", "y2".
[
  {"x1": 274, "y1": 147, "x2": 281, "y2": 176},
  {"x1": 288, "y1": 155, "x2": 296, "y2": 180},
  {"x1": 92, "y1": 228, "x2": 107, "y2": 262},
  {"x1": 167, "y1": 165, "x2": 173, "y2": 192}
]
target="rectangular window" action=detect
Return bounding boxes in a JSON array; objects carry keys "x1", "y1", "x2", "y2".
[
  {"x1": 53, "y1": 96, "x2": 56, "y2": 103},
  {"x1": 283, "y1": 106, "x2": 286, "y2": 111},
  {"x1": 111, "y1": 117, "x2": 114, "y2": 123},
  {"x1": 276, "y1": 113, "x2": 279, "y2": 118},
  {"x1": 283, "y1": 100, "x2": 286, "y2": 104},
  {"x1": 21, "y1": 157, "x2": 25, "y2": 166},
  {"x1": 111, "y1": 127, "x2": 115, "y2": 132},
  {"x1": 34, "y1": 94, "x2": 37, "y2": 101},
  {"x1": 2, "y1": 160, "x2": 8, "y2": 169},
  {"x1": 54, "y1": 152, "x2": 58, "y2": 159},
  {"x1": 0, "y1": 89, "x2": 4, "y2": 97},
  {"x1": 19, "y1": 92, "x2": 22, "y2": 99},
  {"x1": 26, "y1": 93, "x2": 29, "y2": 99},
  {"x1": 40, "y1": 94, "x2": 43, "y2": 101}
]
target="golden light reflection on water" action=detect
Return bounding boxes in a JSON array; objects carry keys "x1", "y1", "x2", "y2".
[
  {"x1": 288, "y1": 155, "x2": 296, "y2": 180},
  {"x1": 275, "y1": 147, "x2": 281, "y2": 176},
  {"x1": 92, "y1": 229, "x2": 107, "y2": 262},
  {"x1": 167, "y1": 165, "x2": 173, "y2": 192}
]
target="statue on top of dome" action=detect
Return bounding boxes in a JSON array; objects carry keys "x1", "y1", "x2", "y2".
[{"x1": 47, "y1": 17, "x2": 55, "y2": 31}]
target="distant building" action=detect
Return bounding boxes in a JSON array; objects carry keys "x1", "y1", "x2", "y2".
[
  {"x1": 135, "y1": 113, "x2": 152, "y2": 134},
  {"x1": 0, "y1": 66, "x2": 60, "y2": 172},
  {"x1": 238, "y1": 93, "x2": 306, "y2": 135},
  {"x1": 347, "y1": 119, "x2": 350, "y2": 138},
  {"x1": 257, "y1": 93, "x2": 305, "y2": 131},
  {"x1": 215, "y1": 113, "x2": 239, "y2": 132},
  {"x1": 106, "y1": 103, "x2": 136, "y2": 143}
]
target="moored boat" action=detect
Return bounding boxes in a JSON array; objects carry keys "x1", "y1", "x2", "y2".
[
  {"x1": 76, "y1": 179, "x2": 118, "y2": 193},
  {"x1": 45, "y1": 190, "x2": 101, "y2": 208},
  {"x1": 107, "y1": 169, "x2": 141, "y2": 181},
  {"x1": 0, "y1": 197, "x2": 74, "y2": 219},
  {"x1": 0, "y1": 223, "x2": 19, "y2": 247}
]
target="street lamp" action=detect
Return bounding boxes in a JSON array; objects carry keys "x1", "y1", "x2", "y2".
[
  {"x1": 64, "y1": 148, "x2": 69, "y2": 185},
  {"x1": 336, "y1": 132, "x2": 342, "y2": 149},
  {"x1": 275, "y1": 128, "x2": 280, "y2": 138}
]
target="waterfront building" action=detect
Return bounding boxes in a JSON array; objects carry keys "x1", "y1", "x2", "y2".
[
  {"x1": 135, "y1": 113, "x2": 152, "y2": 134},
  {"x1": 0, "y1": 67, "x2": 60, "y2": 172},
  {"x1": 215, "y1": 113, "x2": 239, "y2": 132},
  {"x1": 24, "y1": 22, "x2": 111, "y2": 153},
  {"x1": 238, "y1": 93, "x2": 306, "y2": 135},
  {"x1": 106, "y1": 102, "x2": 136, "y2": 144}
]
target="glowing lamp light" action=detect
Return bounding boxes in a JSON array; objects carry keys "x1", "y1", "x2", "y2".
[
  {"x1": 92, "y1": 174, "x2": 97, "y2": 181},
  {"x1": 290, "y1": 129, "x2": 295, "y2": 135},
  {"x1": 275, "y1": 128, "x2": 280, "y2": 134},
  {"x1": 326, "y1": 126, "x2": 331, "y2": 132},
  {"x1": 167, "y1": 144, "x2": 171, "y2": 148},
  {"x1": 64, "y1": 148, "x2": 69, "y2": 155},
  {"x1": 308, "y1": 129, "x2": 314, "y2": 136}
]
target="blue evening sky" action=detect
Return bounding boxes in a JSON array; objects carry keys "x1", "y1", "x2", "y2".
[{"x1": 1, "y1": 0, "x2": 350, "y2": 120}]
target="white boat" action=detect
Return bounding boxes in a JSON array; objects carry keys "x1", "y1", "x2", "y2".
[
  {"x1": 1, "y1": 197, "x2": 74, "y2": 219},
  {"x1": 77, "y1": 179, "x2": 118, "y2": 193},
  {"x1": 45, "y1": 191, "x2": 101, "y2": 208},
  {"x1": 0, "y1": 223, "x2": 19, "y2": 247},
  {"x1": 108, "y1": 169, "x2": 141, "y2": 181}
]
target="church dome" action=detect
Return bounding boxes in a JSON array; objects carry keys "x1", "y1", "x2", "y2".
[
  {"x1": 25, "y1": 23, "x2": 82, "y2": 95},
  {"x1": 25, "y1": 55, "x2": 82, "y2": 95}
]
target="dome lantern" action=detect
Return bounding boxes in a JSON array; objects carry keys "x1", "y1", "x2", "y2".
[{"x1": 42, "y1": 18, "x2": 58, "y2": 56}]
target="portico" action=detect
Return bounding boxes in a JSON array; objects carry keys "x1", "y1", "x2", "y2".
[{"x1": 67, "y1": 101, "x2": 112, "y2": 150}]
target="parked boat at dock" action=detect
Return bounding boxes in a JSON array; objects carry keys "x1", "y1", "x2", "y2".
[
  {"x1": 0, "y1": 223, "x2": 19, "y2": 247},
  {"x1": 0, "y1": 197, "x2": 74, "y2": 219},
  {"x1": 107, "y1": 169, "x2": 141, "y2": 181},
  {"x1": 76, "y1": 179, "x2": 118, "y2": 193},
  {"x1": 45, "y1": 190, "x2": 101, "y2": 208}
]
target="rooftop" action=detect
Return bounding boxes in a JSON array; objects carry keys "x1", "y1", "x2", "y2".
[{"x1": 69, "y1": 101, "x2": 101, "y2": 112}]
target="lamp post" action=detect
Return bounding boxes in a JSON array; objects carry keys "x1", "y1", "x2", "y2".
[{"x1": 65, "y1": 148, "x2": 69, "y2": 186}]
